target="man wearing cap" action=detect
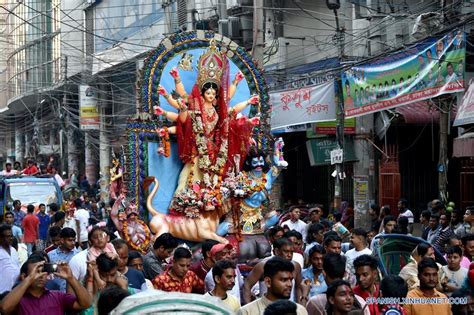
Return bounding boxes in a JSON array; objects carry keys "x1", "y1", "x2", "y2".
[
  {"x1": 21, "y1": 160, "x2": 39, "y2": 176},
  {"x1": 308, "y1": 206, "x2": 323, "y2": 225},
  {"x1": 205, "y1": 243, "x2": 244, "y2": 299},
  {"x1": 190, "y1": 239, "x2": 219, "y2": 281}
]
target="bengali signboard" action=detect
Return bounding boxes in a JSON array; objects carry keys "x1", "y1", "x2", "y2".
[
  {"x1": 79, "y1": 85, "x2": 100, "y2": 130},
  {"x1": 270, "y1": 81, "x2": 336, "y2": 130},
  {"x1": 343, "y1": 30, "x2": 465, "y2": 117},
  {"x1": 308, "y1": 118, "x2": 356, "y2": 136},
  {"x1": 453, "y1": 77, "x2": 474, "y2": 127},
  {"x1": 306, "y1": 137, "x2": 357, "y2": 166}
]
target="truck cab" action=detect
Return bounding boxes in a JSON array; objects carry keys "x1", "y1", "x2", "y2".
[{"x1": 0, "y1": 176, "x2": 62, "y2": 216}]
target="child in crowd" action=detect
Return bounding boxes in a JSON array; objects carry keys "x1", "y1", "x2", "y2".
[{"x1": 440, "y1": 246, "x2": 468, "y2": 296}]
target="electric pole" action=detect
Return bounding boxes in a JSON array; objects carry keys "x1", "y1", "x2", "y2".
[{"x1": 327, "y1": 0, "x2": 345, "y2": 210}]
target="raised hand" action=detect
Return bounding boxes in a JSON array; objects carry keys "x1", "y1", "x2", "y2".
[
  {"x1": 248, "y1": 95, "x2": 259, "y2": 105},
  {"x1": 158, "y1": 85, "x2": 168, "y2": 96},
  {"x1": 27, "y1": 262, "x2": 47, "y2": 284},
  {"x1": 54, "y1": 262, "x2": 74, "y2": 281},
  {"x1": 154, "y1": 106, "x2": 164, "y2": 116},
  {"x1": 169, "y1": 67, "x2": 180, "y2": 79},
  {"x1": 250, "y1": 116, "x2": 260, "y2": 126},
  {"x1": 86, "y1": 260, "x2": 97, "y2": 277},
  {"x1": 155, "y1": 128, "x2": 166, "y2": 137},
  {"x1": 234, "y1": 71, "x2": 244, "y2": 84}
]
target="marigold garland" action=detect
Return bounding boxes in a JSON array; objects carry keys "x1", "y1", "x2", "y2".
[
  {"x1": 122, "y1": 220, "x2": 151, "y2": 254},
  {"x1": 163, "y1": 127, "x2": 170, "y2": 157},
  {"x1": 191, "y1": 110, "x2": 229, "y2": 189},
  {"x1": 243, "y1": 171, "x2": 267, "y2": 194}
]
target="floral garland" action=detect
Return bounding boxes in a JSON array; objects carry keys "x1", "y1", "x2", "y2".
[
  {"x1": 221, "y1": 170, "x2": 267, "y2": 199},
  {"x1": 122, "y1": 220, "x2": 151, "y2": 254},
  {"x1": 241, "y1": 171, "x2": 267, "y2": 196},
  {"x1": 191, "y1": 110, "x2": 229, "y2": 188},
  {"x1": 189, "y1": 110, "x2": 229, "y2": 211}
]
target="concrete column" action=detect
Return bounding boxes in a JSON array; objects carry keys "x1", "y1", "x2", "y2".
[
  {"x1": 353, "y1": 114, "x2": 375, "y2": 231},
  {"x1": 24, "y1": 130, "x2": 32, "y2": 160},
  {"x1": 6, "y1": 130, "x2": 13, "y2": 163},
  {"x1": 15, "y1": 122, "x2": 24, "y2": 165},
  {"x1": 438, "y1": 98, "x2": 449, "y2": 202},
  {"x1": 66, "y1": 113, "x2": 80, "y2": 176},
  {"x1": 49, "y1": 128, "x2": 56, "y2": 146},
  {"x1": 85, "y1": 131, "x2": 99, "y2": 187},
  {"x1": 98, "y1": 85, "x2": 110, "y2": 202}
]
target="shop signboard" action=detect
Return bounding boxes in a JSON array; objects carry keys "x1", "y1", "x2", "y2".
[
  {"x1": 306, "y1": 137, "x2": 357, "y2": 166},
  {"x1": 270, "y1": 81, "x2": 336, "y2": 130},
  {"x1": 79, "y1": 85, "x2": 100, "y2": 130}
]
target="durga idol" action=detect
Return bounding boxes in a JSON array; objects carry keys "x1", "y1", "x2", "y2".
[{"x1": 154, "y1": 40, "x2": 259, "y2": 217}]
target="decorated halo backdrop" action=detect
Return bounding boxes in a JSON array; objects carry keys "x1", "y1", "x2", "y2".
[{"x1": 127, "y1": 30, "x2": 271, "y2": 216}]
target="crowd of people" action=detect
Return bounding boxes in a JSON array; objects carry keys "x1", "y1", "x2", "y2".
[{"x1": 0, "y1": 187, "x2": 473, "y2": 314}]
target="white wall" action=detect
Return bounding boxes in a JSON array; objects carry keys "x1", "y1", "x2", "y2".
[
  {"x1": 91, "y1": 0, "x2": 171, "y2": 75},
  {"x1": 0, "y1": 0, "x2": 9, "y2": 110},
  {"x1": 61, "y1": 0, "x2": 85, "y2": 78}
]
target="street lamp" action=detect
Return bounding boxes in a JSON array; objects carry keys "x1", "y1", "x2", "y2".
[{"x1": 326, "y1": 0, "x2": 340, "y2": 10}]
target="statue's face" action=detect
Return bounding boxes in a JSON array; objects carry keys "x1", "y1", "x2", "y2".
[
  {"x1": 251, "y1": 156, "x2": 265, "y2": 170},
  {"x1": 203, "y1": 88, "x2": 217, "y2": 103}
]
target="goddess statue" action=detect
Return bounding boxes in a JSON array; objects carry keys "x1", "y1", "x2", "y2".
[
  {"x1": 154, "y1": 40, "x2": 259, "y2": 217},
  {"x1": 109, "y1": 158, "x2": 123, "y2": 200}
]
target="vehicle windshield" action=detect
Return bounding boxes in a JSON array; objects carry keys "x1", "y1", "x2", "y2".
[{"x1": 6, "y1": 182, "x2": 59, "y2": 205}]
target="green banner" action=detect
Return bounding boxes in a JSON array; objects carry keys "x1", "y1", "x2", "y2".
[
  {"x1": 343, "y1": 30, "x2": 465, "y2": 117},
  {"x1": 306, "y1": 137, "x2": 358, "y2": 166}
]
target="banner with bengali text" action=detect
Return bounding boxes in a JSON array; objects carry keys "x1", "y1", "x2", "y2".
[
  {"x1": 343, "y1": 30, "x2": 465, "y2": 117},
  {"x1": 270, "y1": 81, "x2": 336, "y2": 130}
]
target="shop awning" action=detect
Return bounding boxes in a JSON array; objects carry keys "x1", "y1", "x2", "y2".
[
  {"x1": 396, "y1": 101, "x2": 457, "y2": 124},
  {"x1": 453, "y1": 132, "x2": 474, "y2": 157},
  {"x1": 396, "y1": 101, "x2": 439, "y2": 124}
]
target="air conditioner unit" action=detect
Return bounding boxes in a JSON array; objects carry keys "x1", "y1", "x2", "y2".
[{"x1": 218, "y1": 17, "x2": 240, "y2": 40}]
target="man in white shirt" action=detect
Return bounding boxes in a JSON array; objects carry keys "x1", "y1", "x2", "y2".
[
  {"x1": 345, "y1": 228, "x2": 372, "y2": 274},
  {"x1": 0, "y1": 225, "x2": 20, "y2": 294},
  {"x1": 74, "y1": 199, "x2": 90, "y2": 249},
  {"x1": 69, "y1": 248, "x2": 88, "y2": 284},
  {"x1": 0, "y1": 163, "x2": 18, "y2": 177},
  {"x1": 242, "y1": 238, "x2": 303, "y2": 305},
  {"x1": 51, "y1": 166, "x2": 65, "y2": 188},
  {"x1": 204, "y1": 243, "x2": 243, "y2": 298},
  {"x1": 398, "y1": 198, "x2": 414, "y2": 234},
  {"x1": 281, "y1": 207, "x2": 307, "y2": 241}
]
